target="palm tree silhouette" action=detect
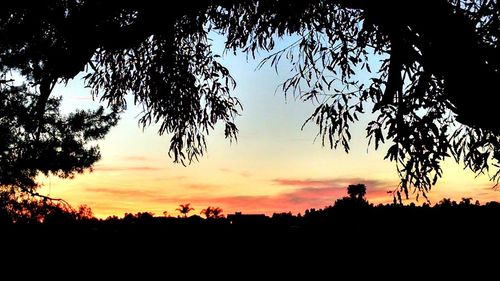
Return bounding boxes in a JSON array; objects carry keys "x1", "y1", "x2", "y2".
[
  {"x1": 211, "y1": 207, "x2": 223, "y2": 219},
  {"x1": 176, "y1": 203, "x2": 194, "y2": 218},
  {"x1": 201, "y1": 206, "x2": 224, "y2": 219}
]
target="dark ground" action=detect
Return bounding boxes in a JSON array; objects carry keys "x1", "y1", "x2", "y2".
[{"x1": 2, "y1": 207, "x2": 499, "y2": 277}]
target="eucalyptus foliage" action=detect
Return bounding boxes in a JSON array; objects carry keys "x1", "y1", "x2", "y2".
[{"x1": 0, "y1": 0, "x2": 498, "y2": 200}]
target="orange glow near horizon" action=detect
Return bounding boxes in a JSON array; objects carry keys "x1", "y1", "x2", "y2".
[
  {"x1": 37, "y1": 156, "x2": 498, "y2": 218},
  {"x1": 36, "y1": 108, "x2": 498, "y2": 218},
  {"x1": 35, "y1": 36, "x2": 499, "y2": 218}
]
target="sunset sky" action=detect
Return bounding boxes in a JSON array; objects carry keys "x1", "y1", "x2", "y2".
[{"x1": 37, "y1": 35, "x2": 499, "y2": 218}]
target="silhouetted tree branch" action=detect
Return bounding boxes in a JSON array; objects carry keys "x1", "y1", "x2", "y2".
[{"x1": 0, "y1": 0, "x2": 499, "y2": 200}]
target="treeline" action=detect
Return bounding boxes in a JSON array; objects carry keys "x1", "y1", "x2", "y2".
[{"x1": 1, "y1": 184, "x2": 499, "y2": 226}]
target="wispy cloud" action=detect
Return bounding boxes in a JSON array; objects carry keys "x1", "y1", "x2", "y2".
[
  {"x1": 240, "y1": 171, "x2": 252, "y2": 178},
  {"x1": 122, "y1": 156, "x2": 151, "y2": 162},
  {"x1": 273, "y1": 177, "x2": 390, "y2": 191},
  {"x1": 70, "y1": 96, "x2": 93, "y2": 101},
  {"x1": 196, "y1": 182, "x2": 392, "y2": 213},
  {"x1": 86, "y1": 187, "x2": 157, "y2": 198},
  {"x1": 220, "y1": 168, "x2": 252, "y2": 178},
  {"x1": 94, "y1": 165, "x2": 161, "y2": 172},
  {"x1": 151, "y1": 176, "x2": 186, "y2": 182},
  {"x1": 85, "y1": 176, "x2": 394, "y2": 215},
  {"x1": 184, "y1": 183, "x2": 218, "y2": 190}
]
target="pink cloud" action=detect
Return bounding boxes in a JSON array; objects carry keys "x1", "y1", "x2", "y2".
[
  {"x1": 85, "y1": 177, "x2": 396, "y2": 216},
  {"x1": 82, "y1": 177, "x2": 499, "y2": 218},
  {"x1": 273, "y1": 177, "x2": 389, "y2": 190},
  {"x1": 194, "y1": 185, "x2": 392, "y2": 214}
]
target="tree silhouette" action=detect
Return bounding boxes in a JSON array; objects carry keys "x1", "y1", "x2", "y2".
[
  {"x1": 0, "y1": 186, "x2": 82, "y2": 223},
  {"x1": 176, "y1": 204, "x2": 195, "y2": 218},
  {"x1": 347, "y1": 184, "x2": 367, "y2": 201},
  {"x1": 201, "y1": 206, "x2": 224, "y2": 219},
  {"x1": 437, "y1": 198, "x2": 457, "y2": 208},
  {"x1": 335, "y1": 184, "x2": 369, "y2": 208},
  {"x1": 0, "y1": 80, "x2": 118, "y2": 196},
  {"x1": 75, "y1": 204, "x2": 94, "y2": 221},
  {"x1": 0, "y1": 1, "x2": 499, "y2": 200}
]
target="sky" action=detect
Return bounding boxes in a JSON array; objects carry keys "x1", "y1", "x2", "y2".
[{"x1": 36, "y1": 35, "x2": 499, "y2": 218}]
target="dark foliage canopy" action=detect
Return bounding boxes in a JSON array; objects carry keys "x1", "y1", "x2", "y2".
[
  {"x1": 0, "y1": 80, "x2": 118, "y2": 191},
  {"x1": 0, "y1": 0, "x2": 499, "y2": 200}
]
